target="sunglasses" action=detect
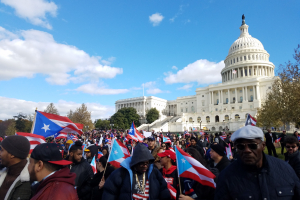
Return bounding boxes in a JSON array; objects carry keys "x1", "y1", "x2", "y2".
[
  {"x1": 162, "y1": 145, "x2": 166, "y2": 147},
  {"x1": 286, "y1": 145, "x2": 297, "y2": 149},
  {"x1": 236, "y1": 142, "x2": 261, "y2": 151}
]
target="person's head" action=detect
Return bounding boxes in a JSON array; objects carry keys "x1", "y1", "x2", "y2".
[
  {"x1": 28, "y1": 143, "x2": 72, "y2": 183},
  {"x1": 84, "y1": 149, "x2": 92, "y2": 159},
  {"x1": 97, "y1": 156, "x2": 107, "y2": 171},
  {"x1": 294, "y1": 131, "x2": 298, "y2": 136},
  {"x1": 231, "y1": 126, "x2": 265, "y2": 167},
  {"x1": 157, "y1": 150, "x2": 176, "y2": 167},
  {"x1": 65, "y1": 140, "x2": 73, "y2": 150},
  {"x1": 102, "y1": 148, "x2": 108, "y2": 156},
  {"x1": 143, "y1": 138, "x2": 148, "y2": 144},
  {"x1": 283, "y1": 130, "x2": 286, "y2": 134},
  {"x1": 0, "y1": 135, "x2": 30, "y2": 167},
  {"x1": 69, "y1": 141, "x2": 83, "y2": 163},
  {"x1": 190, "y1": 137, "x2": 197, "y2": 146},
  {"x1": 130, "y1": 143, "x2": 154, "y2": 174},
  {"x1": 285, "y1": 136, "x2": 299, "y2": 155},
  {"x1": 209, "y1": 144, "x2": 225, "y2": 161},
  {"x1": 186, "y1": 147, "x2": 208, "y2": 168},
  {"x1": 147, "y1": 136, "x2": 156, "y2": 149},
  {"x1": 267, "y1": 129, "x2": 271, "y2": 133},
  {"x1": 152, "y1": 147, "x2": 164, "y2": 163},
  {"x1": 161, "y1": 143, "x2": 167, "y2": 150},
  {"x1": 200, "y1": 135, "x2": 205, "y2": 140},
  {"x1": 180, "y1": 140, "x2": 185, "y2": 145}
]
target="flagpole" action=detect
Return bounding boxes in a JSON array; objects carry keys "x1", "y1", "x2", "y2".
[
  {"x1": 30, "y1": 108, "x2": 37, "y2": 133},
  {"x1": 175, "y1": 145, "x2": 182, "y2": 195}
]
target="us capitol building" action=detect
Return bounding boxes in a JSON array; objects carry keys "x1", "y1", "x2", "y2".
[{"x1": 115, "y1": 16, "x2": 275, "y2": 132}]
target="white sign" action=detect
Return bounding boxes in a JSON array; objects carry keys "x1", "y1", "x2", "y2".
[{"x1": 143, "y1": 131, "x2": 152, "y2": 138}]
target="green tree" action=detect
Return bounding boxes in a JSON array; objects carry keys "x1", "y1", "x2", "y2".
[
  {"x1": 146, "y1": 108, "x2": 159, "y2": 124},
  {"x1": 110, "y1": 107, "x2": 140, "y2": 129},
  {"x1": 13, "y1": 113, "x2": 27, "y2": 132},
  {"x1": 95, "y1": 119, "x2": 110, "y2": 130},
  {"x1": 258, "y1": 44, "x2": 300, "y2": 129},
  {"x1": 5, "y1": 120, "x2": 16, "y2": 136}
]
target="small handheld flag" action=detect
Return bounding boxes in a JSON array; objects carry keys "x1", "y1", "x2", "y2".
[
  {"x1": 245, "y1": 114, "x2": 257, "y2": 126},
  {"x1": 162, "y1": 136, "x2": 171, "y2": 144},
  {"x1": 175, "y1": 146, "x2": 216, "y2": 188},
  {"x1": 275, "y1": 137, "x2": 282, "y2": 143},
  {"x1": 91, "y1": 156, "x2": 97, "y2": 174}
]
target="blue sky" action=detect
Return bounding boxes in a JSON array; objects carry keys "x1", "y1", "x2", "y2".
[{"x1": 0, "y1": 0, "x2": 299, "y2": 120}]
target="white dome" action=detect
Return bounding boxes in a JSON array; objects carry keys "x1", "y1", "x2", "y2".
[{"x1": 228, "y1": 36, "x2": 264, "y2": 55}]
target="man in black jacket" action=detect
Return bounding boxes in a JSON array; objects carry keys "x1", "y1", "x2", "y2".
[
  {"x1": 209, "y1": 144, "x2": 230, "y2": 173},
  {"x1": 197, "y1": 135, "x2": 210, "y2": 151},
  {"x1": 264, "y1": 129, "x2": 278, "y2": 157},
  {"x1": 190, "y1": 137, "x2": 205, "y2": 157},
  {"x1": 67, "y1": 141, "x2": 94, "y2": 200},
  {"x1": 102, "y1": 143, "x2": 170, "y2": 200},
  {"x1": 215, "y1": 126, "x2": 300, "y2": 200},
  {"x1": 284, "y1": 136, "x2": 300, "y2": 179},
  {"x1": 279, "y1": 130, "x2": 287, "y2": 155}
]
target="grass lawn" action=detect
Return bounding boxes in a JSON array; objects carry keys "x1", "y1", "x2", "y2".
[{"x1": 263, "y1": 146, "x2": 286, "y2": 160}]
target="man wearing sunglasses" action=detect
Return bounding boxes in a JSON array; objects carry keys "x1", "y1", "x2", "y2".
[
  {"x1": 215, "y1": 126, "x2": 300, "y2": 200},
  {"x1": 284, "y1": 136, "x2": 300, "y2": 179}
]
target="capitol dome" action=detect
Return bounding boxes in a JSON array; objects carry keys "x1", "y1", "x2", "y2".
[{"x1": 221, "y1": 15, "x2": 275, "y2": 83}]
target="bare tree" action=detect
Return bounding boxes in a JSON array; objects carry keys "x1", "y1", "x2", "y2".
[{"x1": 44, "y1": 103, "x2": 59, "y2": 115}]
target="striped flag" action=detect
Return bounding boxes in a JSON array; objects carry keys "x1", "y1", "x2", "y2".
[
  {"x1": 54, "y1": 132, "x2": 67, "y2": 140},
  {"x1": 108, "y1": 139, "x2": 130, "y2": 168},
  {"x1": 167, "y1": 182, "x2": 177, "y2": 199},
  {"x1": 16, "y1": 132, "x2": 46, "y2": 154},
  {"x1": 127, "y1": 122, "x2": 144, "y2": 142},
  {"x1": 275, "y1": 137, "x2": 282, "y2": 143},
  {"x1": 162, "y1": 136, "x2": 171, "y2": 144},
  {"x1": 245, "y1": 114, "x2": 257, "y2": 126},
  {"x1": 175, "y1": 146, "x2": 216, "y2": 188},
  {"x1": 90, "y1": 155, "x2": 97, "y2": 174}
]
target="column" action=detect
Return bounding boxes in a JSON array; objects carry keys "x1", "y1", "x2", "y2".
[
  {"x1": 143, "y1": 100, "x2": 146, "y2": 117},
  {"x1": 242, "y1": 87, "x2": 245, "y2": 102},
  {"x1": 235, "y1": 88, "x2": 237, "y2": 104},
  {"x1": 237, "y1": 67, "x2": 239, "y2": 78},
  {"x1": 209, "y1": 91, "x2": 211, "y2": 105},
  {"x1": 218, "y1": 90, "x2": 220, "y2": 104},
  {"x1": 253, "y1": 85, "x2": 256, "y2": 100},
  {"x1": 256, "y1": 85, "x2": 260, "y2": 100},
  {"x1": 212, "y1": 91, "x2": 214, "y2": 105},
  {"x1": 221, "y1": 90, "x2": 223, "y2": 104},
  {"x1": 228, "y1": 89, "x2": 230, "y2": 104},
  {"x1": 247, "y1": 66, "x2": 249, "y2": 76},
  {"x1": 245, "y1": 86, "x2": 248, "y2": 101}
]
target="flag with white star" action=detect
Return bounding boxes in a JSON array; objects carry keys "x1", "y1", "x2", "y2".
[{"x1": 32, "y1": 111, "x2": 63, "y2": 137}]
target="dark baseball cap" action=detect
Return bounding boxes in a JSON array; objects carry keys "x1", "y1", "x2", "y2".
[
  {"x1": 148, "y1": 136, "x2": 155, "y2": 141},
  {"x1": 31, "y1": 143, "x2": 72, "y2": 165}
]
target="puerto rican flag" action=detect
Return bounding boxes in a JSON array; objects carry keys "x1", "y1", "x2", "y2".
[
  {"x1": 275, "y1": 137, "x2": 282, "y2": 143},
  {"x1": 105, "y1": 138, "x2": 112, "y2": 145},
  {"x1": 71, "y1": 134, "x2": 78, "y2": 141},
  {"x1": 245, "y1": 114, "x2": 257, "y2": 126},
  {"x1": 54, "y1": 132, "x2": 67, "y2": 140},
  {"x1": 184, "y1": 131, "x2": 190, "y2": 136},
  {"x1": 98, "y1": 152, "x2": 103, "y2": 160},
  {"x1": 60, "y1": 123, "x2": 83, "y2": 136},
  {"x1": 16, "y1": 132, "x2": 46, "y2": 154},
  {"x1": 199, "y1": 131, "x2": 205, "y2": 135},
  {"x1": 162, "y1": 136, "x2": 171, "y2": 144},
  {"x1": 90, "y1": 155, "x2": 97, "y2": 174},
  {"x1": 32, "y1": 110, "x2": 83, "y2": 137},
  {"x1": 108, "y1": 139, "x2": 131, "y2": 168},
  {"x1": 169, "y1": 147, "x2": 175, "y2": 153},
  {"x1": 219, "y1": 135, "x2": 227, "y2": 141},
  {"x1": 127, "y1": 122, "x2": 144, "y2": 142},
  {"x1": 175, "y1": 146, "x2": 216, "y2": 188},
  {"x1": 167, "y1": 182, "x2": 177, "y2": 199}
]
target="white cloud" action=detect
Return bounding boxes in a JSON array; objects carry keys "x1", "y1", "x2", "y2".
[
  {"x1": 0, "y1": 96, "x2": 115, "y2": 120},
  {"x1": 143, "y1": 81, "x2": 156, "y2": 88},
  {"x1": 0, "y1": 27, "x2": 123, "y2": 85},
  {"x1": 101, "y1": 56, "x2": 116, "y2": 66},
  {"x1": 172, "y1": 66, "x2": 178, "y2": 70},
  {"x1": 149, "y1": 13, "x2": 164, "y2": 26},
  {"x1": 164, "y1": 59, "x2": 225, "y2": 84},
  {"x1": 146, "y1": 88, "x2": 163, "y2": 95},
  {"x1": 177, "y1": 84, "x2": 193, "y2": 91},
  {"x1": 1, "y1": 0, "x2": 58, "y2": 29},
  {"x1": 75, "y1": 83, "x2": 129, "y2": 95},
  {"x1": 169, "y1": 5, "x2": 187, "y2": 23}
]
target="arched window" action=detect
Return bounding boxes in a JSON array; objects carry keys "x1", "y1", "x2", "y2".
[
  {"x1": 212, "y1": 127, "x2": 216, "y2": 131},
  {"x1": 219, "y1": 126, "x2": 223, "y2": 131},
  {"x1": 235, "y1": 114, "x2": 240, "y2": 120},
  {"x1": 225, "y1": 115, "x2": 229, "y2": 121},
  {"x1": 206, "y1": 116, "x2": 210, "y2": 123},
  {"x1": 189, "y1": 117, "x2": 193, "y2": 122},
  {"x1": 197, "y1": 117, "x2": 201, "y2": 123},
  {"x1": 215, "y1": 115, "x2": 219, "y2": 122}
]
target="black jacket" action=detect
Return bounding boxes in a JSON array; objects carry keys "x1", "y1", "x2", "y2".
[
  {"x1": 215, "y1": 153, "x2": 300, "y2": 200},
  {"x1": 209, "y1": 156, "x2": 230, "y2": 173},
  {"x1": 197, "y1": 140, "x2": 210, "y2": 149},
  {"x1": 265, "y1": 132, "x2": 277, "y2": 146},
  {"x1": 285, "y1": 150, "x2": 300, "y2": 179},
  {"x1": 102, "y1": 143, "x2": 170, "y2": 200},
  {"x1": 91, "y1": 166, "x2": 115, "y2": 200},
  {"x1": 279, "y1": 133, "x2": 288, "y2": 144},
  {"x1": 68, "y1": 157, "x2": 94, "y2": 200},
  {"x1": 190, "y1": 144, "x2": 205, "y2": 157}
]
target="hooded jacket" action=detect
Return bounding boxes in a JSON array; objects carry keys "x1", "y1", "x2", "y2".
[
  {"x1": 102, "y1": 143, "x2": 170, "y2": 200},
  {"x1": 285, "y1": 150, "x2": 300, "y2": 179},
  {"x1": 30, "y1": 167, "x2": 78, "y2": 200}
]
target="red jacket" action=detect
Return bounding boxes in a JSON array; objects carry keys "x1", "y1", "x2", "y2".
[{"x1": 31, "y1": 167, "x2": 78, "y2": 200}]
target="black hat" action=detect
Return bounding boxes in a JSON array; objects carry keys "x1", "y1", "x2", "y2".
[
  {"x1": 31, "y1": 143, "x2": 72, "y2": 165},
  {"x1": 1, "y1": 135, "x2": 30, "y2": 159},
  {"x1": 211, "y1": 144, "x2": 226, "y2": 156},
  {"x1": 148, "y1": 136, "x2": 155, "y2": 141}
]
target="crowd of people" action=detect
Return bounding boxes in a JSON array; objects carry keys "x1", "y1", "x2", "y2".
[{"x1": 0, "y1": 126, "x2": 300, "y2": 200}]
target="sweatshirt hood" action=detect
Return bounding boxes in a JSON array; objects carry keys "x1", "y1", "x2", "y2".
[{"x1": 130, "y1": 143, "x2": 154, "y2": 168}]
